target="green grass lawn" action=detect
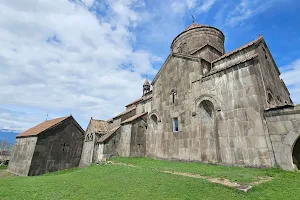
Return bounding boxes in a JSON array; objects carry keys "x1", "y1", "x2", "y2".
[
  {"x1": 0, "y1": 165, "x2": 8, "y2": 170},
  {"x1": 1, "y1": 157, "x2": 300, "y2": 200}
]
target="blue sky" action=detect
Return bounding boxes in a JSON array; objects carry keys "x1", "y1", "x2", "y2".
[{"x1": 0, "y1": 0, "x2": 300, "y2": 143}]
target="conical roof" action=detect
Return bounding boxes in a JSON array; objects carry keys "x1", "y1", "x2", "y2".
[
  {"x1": 143, "y1": 79, "x2": 150, "y2": 86},
  {"x1": 184, "y1": 23, "x2": 205, "y2": 32}
]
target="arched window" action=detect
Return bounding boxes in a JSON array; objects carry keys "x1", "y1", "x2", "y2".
[
  {"x1": 90, "y1": 134, "x2": 93, "y2": 141},
  {"x1": 85, "y1": 134, "x2": 90, "y2": 142},
  {"x1": 267, "y1": 91, "x2": 275, "y2": 107}
]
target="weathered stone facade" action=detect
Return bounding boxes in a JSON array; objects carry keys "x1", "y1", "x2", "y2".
[
  {"x1": 81, "y1": 23, "x2": 300, "y2": 171},
  {"x1": 8, "y1": 116, "x2": 84, "y2": 176}
]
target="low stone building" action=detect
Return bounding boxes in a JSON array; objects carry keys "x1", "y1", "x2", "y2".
[
  {"x1": 8, "y1": 116, "x2": 84, "y2": 176},
  {"x1": 80, "y1": 23, "x2": 300, "y2": 171}
]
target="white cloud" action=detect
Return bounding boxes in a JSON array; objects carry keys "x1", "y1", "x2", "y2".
[
  {"x1": 225, "y1": 0, "x2": 288, "y2": 27},
  {"x1": 81, "y1": 0, "x2": 95, "y2": 7},
  {"x1": 281, "y1": 59, "x2": 300, "y2": 104},
  {"x1": 197, "y1": 0, "x2": 216, "y2": 13},
  {"x1": 171, "y1": 0, "x2": 216, "y2": 15},
  {"x1": 0, "y1": 108, "x2": 39, "y2": 132},
  {"x1": 0, "y1": 0, "x2": 160, "y2": 131},
  {"x1": 171, "y1": 1, "x2": 187, "y2": 15}
]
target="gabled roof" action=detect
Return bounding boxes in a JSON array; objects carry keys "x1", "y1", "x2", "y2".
[
  {"x1": 213, "y1": 35, "x2": 263, "y2": 63},
  {"x1": 143, "y1": 79, "x2": 150, "y2": 86},
  {"x1": 89, "y1": 119, "x2": 111, "y2": 133},
  {"x1": 126, "y1": 92, "x2": 153, "y2": 107},
  {"x1": 17, "y1": 116, "x2": 70, "y2": 138},
  {"x1": 126, "y1": 97, "x2": 144, "y2": 107},
  {"x1": 190, "y1": 43, "x2": 222, "y2": 55},
  {"x1": 121, "y1": 112, "x2": 147, "y2": 125},
  {"x1": 97, "y1": 126, "x2": 121, "y2": 143},
  {"x1": 112, "y1": 106, "x2": 136, "y2": 119},
  {"x1": 151, "y1": 53, "x2": 173, "y2": 85},
  {"x1": 152, "y1": 36, "x2": 264, "y2": 86}
]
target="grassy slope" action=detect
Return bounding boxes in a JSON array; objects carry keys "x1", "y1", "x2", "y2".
[
  {"x1": 0, "y1": 157, "x2": 300, "y2": 200},
  {"x1": 0, "y1": 165, "x2": 8, "y2": 170}
]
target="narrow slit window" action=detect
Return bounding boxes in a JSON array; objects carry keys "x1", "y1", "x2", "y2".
[
  {"x1": 173, "y1": 118, "x2": 179, "y2": 132},
  {"x1": 172, "y1": 93, "x2": 175, "y2": 104}
]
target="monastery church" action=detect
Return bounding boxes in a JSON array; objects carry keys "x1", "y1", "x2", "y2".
[{"x1": 8, "y1": 23, "x2": 300, "y2": 176}]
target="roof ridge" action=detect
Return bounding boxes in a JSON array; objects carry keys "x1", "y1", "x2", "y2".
[
  {"x1": 121, "y1": 112, "x2": 147, "y2": 125},
  {"x1": 213, "y1": 35, "x2": 263, "y2": 63},
  {"x1": 97, "y1": 125, "x2": 121, "y2": 143},
  {"x1": 17, "y1": 116, "x2": 71, "y2": 138},
  {"x1": 112, "y1": 106, "x2": 136, "y2": 119}
]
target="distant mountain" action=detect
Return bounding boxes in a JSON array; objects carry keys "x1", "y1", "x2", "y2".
[{"x1": 0, "y1": 129, "x2": 19, "y2": 144}]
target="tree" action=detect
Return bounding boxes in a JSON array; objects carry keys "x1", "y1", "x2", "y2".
[{"x1": 0, "y1": 140, "x2": 13, "y2": 154}]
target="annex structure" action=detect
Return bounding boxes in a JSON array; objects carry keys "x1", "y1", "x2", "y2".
[{"x1": 9, "y1": 116, "x2": 84, "y2": 176}]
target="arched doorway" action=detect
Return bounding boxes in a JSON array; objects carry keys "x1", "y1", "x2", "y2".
[
  {"x1": 198, "y1": 100, "x2": 221, "y2": 162},
  {"x1": 292, "y1": 136, "x2": 300, "y2": 169}
]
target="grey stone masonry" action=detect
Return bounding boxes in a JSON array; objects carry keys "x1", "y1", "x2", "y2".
[{"x1": 81, "y1": 23, "x2": 300, "y2": 171}]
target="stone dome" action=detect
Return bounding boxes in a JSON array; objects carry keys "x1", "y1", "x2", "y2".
[
  {"x1": 184, "y1": 23, "x2": 205, "y2": 31},
  {"x1": 171, "y1": 23, "x2": 225, "y2": 57}
]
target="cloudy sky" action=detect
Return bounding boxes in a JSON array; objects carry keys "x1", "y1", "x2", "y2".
[{"x1": 0, "y1": 0, "x2": 300, "y2": 136}]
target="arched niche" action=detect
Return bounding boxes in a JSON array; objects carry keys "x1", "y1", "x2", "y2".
[
  {"x1": 280, "y1": 131, "x2": 300, "y2": 170},
  {"x1": 195, "y1": 96, "x2": 221, "y2": 163},
  {"x1": 194, "y1": 95, "x2": 221, "y2": 114},
  {"x1": 149, "y1": 113, "x2": 160, "y2": 135},
  {"x1": 292, "y1": 136, "x2": 300, "y2": 170},
  {"x1": 149, "y1": 111, "x2": 161, "y2": 135}
]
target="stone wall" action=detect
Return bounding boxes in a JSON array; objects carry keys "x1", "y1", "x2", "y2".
[
  {"x1": 101, "y1": 128, "x2": 122, "y2": 160},
  {"x1": 117, "y1": 125, "x2": 132, "y2": 157},
  {"x1": 79, "y1": 122, "x2": 97, "y2": 167},
  {"x1": 265, "y1": 107, "x2": 300, "y2": 170},
  {"x1": 136, "y1": 100, "x2": 152, "y2": 115},
  {"x1": 256, "y1": 42, "x2": 292, "y2": 108},
  {"x1": 8, "y1": 137, "x2": 37, "y2": 176},
  {"x1": 28, "y1": 118, "x2": 84, "y2": 176},
  {"x1": 192, "y1": 45, "x2": 222, "y2": 62},
  {"x1": 148, "y1": 46, "x2": 274, "y2": 167},
  {"x1": 129, "y1": 117, "x2": 147, "y2": 157}
]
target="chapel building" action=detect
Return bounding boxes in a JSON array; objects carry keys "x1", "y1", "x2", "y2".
[{"x1": 80, "y1": 23, "x2": 300, "y2": 171}]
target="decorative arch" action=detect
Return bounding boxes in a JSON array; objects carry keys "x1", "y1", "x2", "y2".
[
  {"x1": 194, "y1": 94, "x2": 221, "y2": 114},
  {"x1": 266, "y1": 90, "x2": 276, "y2": 107},
  {"x1": 149, "y1": 111, "x2": 161, "y2": 135},
  {"x1": 149, "y1": 110, "x2": 161, "y2": 123},
  {"x1": 280, "y1": 131, "x2": 300, "y2": 170},
  {"x1": 194, "y1": 95, "x2": 221, "y2": 162}
]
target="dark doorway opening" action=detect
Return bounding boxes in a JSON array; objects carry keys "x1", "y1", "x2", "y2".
[{"x1": 292, "y1": 137, "x2": 300, "y2": 169}]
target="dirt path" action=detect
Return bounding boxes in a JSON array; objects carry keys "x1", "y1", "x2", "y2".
[
  {"x1": 106, "y1": 161, "x2": 273, "y2": 192},
  {"x1": 161, "y1": 170, "x2": 272, "y2": 192},
  {"x1": 0, "y1": 169, "x2": 13, "y2": 178}
]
